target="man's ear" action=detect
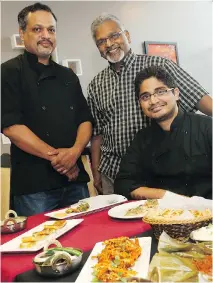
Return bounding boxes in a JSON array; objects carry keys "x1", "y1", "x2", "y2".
[
  {"x1": 19, "y1": 27, "x2": 24, "y2": 42},
  {"x1": 174, "y1": 87, "x2": 180, "y2": 102},
  {"x1": 124, "y1": 30, "x2": 131, "y2": 44}
]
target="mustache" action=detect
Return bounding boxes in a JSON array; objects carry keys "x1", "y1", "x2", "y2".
[
  {"x1": 104, "y1": 45, "x2": 119, "y2": 55},
  {"x1": 37, "y1": 40, "x2": 53, "y2": 46},
  {"x1": 148, "y1": 103, "x2": 166, "y2": 111}
]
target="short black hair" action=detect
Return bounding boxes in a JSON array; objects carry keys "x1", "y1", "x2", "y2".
[
  {"x1": 135, "y1": 66, "x2": 177, "y2": 98},
  {"x1": 18, "y1": 2, "x2": 57, "y2": 31}
]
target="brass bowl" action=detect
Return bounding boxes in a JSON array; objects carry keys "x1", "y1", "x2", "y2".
[
  {"x1": 33, "y1": 239, "x2": 83, "y2": 277},
  {"x1": 1, "y1": 210, "x2": 27, "y2": 234}
]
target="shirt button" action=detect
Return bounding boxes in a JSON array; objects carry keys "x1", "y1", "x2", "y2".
[
  {"x1": 42, "y1": 106, "x2": 46, "y2": 110},
  {"x1": 37, "y1": 82, "x2": 40, "y2": 86},
  {"x1": 46, "y1": 132, "x2": 49, "y2": 136},
  {"x1": 70, "y1": 106, "x2": 74, "y2": 110},
  {"x1": 185, "y1": 183, "x2": 188, "y2": 186},
  {"x1": 185, "y1": 131, "x2": 188, "y2": 134}
]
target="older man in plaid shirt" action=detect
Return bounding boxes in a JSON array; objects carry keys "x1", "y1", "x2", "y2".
[{"x1": 87, "y1": 13, "x2": 212, "y2": 195}]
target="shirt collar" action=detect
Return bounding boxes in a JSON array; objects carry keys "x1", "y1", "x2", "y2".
[
  {"x1": 24, "y1": 50, "x2": 54, "y2": 67},
  {"x1": 170, "y1": 109, "x2": 185, "y2": 131},
  {"x1": 109, "y1": 49, "x2": 136, "y2": 72},
  {"x1": 23, "y1": 50, "x2": 56, "y2": 78}
]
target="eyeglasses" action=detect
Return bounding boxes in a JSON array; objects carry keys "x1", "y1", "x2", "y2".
[
  {"x1": 139, "y1": 88, "x2": 174, "y2": 102},
  {"x1": 96, "y1": 31, "x2": 123, "y2": 47}
]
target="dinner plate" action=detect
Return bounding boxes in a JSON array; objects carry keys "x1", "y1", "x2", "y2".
[
  {"x1": 0, "y1": 219, "x2": 83, "y2": 253},
  {"x1": 45, "y1": 194, "x2": 127, "y2": 219},
  {"x1": 75, "y1": 237, "x2": 152, "y2": 283},
  {"x1": 108, "y1": 200, "x2": 151, "y2": 219}
]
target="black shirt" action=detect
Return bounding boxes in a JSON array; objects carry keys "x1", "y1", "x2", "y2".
[
  {"x1": 1, "y1": 51, "x2": 93, "y2": 195},
  {"x1": 114, "y1": 110, "x2": 212, "y2": 199}
]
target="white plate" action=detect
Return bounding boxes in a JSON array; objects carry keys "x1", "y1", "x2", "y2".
[
  {"x1": 0, "y1": 219, "x2": 83, "y2": 253},
  {"x1": 190, "y1": 224, "x2": 213, "y2": 241},
  {"x1": 108, "y1": 200, "x2": 151, "y2": 219},
  {"x1": 75, "y1": 237, "x2": 152, "y2": 283},
  {"x1": 45, "y1": 194, "x2": 127, "y2": 219}
]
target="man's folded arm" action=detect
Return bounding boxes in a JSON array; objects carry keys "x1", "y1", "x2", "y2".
[
  {"x1": 114, "y1": 132, "x2": 166, "y2": 199},
  {"x1": 114, "y1": 132, "x2": 148, "y2": 198},
  {"x1": 2, "y1": 64, "x2": 56, "y2": 161},
  {"x1": 3, "y1": 124, "x2": 56, "y2": 161}
]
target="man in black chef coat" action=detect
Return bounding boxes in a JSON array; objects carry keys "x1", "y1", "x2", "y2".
[
  {"x1": 114, "y1": 66, "x2": 212, "y2": 199},
  {"x1": 1, "y1": 2, "x2": 93, "y2": 215}
]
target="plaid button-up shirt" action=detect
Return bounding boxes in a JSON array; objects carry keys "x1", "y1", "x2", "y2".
[{"x1": 87, "y1": 50, "x2": 208, "y2": 180}]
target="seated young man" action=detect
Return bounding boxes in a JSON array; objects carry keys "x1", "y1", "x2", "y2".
[{"x1": 114, "y1": 66, "x2": 212, "y2": 200}]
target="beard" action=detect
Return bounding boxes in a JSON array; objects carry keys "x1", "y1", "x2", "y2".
[
  {"x1": 37, "y1": 41, "x2": 54, "y2": 57},
  {"x1": 154, "y1": 105, "x2": 178, "y2": 123},
  {"x1": 103, "y1": 46, "x2": 125, "y2": 63}
]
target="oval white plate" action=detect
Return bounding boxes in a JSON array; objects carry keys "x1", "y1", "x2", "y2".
[{"x1": 108, "y1": 200, "x2": 150, "y2": 219}]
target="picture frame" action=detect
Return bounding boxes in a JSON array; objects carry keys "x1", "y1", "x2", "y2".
[
  {"x1": 10, "y1": 34, "x2": 25, "y2": 49},
  {"x1": 1, "y1": 134, "x2": 11, "y2": 145},
  {"x1": 144, "y1": 41, "x2": 179, "y2": 65},
  {"x1": 62, "y1": 59, "x2": 82, "y2": 76}
]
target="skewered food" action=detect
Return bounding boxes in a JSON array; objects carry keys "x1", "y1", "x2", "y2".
[
  {"x1": 19, "y1": 220, "x2": 67, "y2": 248},
  {"x1": 125, "y1": 199, "x2": 159, "y2": 216},
  {"x1": 65, "y1": 202, "x2": 89, "y2": 214}
]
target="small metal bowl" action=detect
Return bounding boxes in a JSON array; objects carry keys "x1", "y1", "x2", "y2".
[
  {"x1": 1, "y1": 210, "x2": 27, "y2": 234},
  {"x1": 33, "y1": 239, "x2": 83, "y2": 277}
]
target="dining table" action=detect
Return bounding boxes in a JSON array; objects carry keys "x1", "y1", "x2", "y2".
[{"x1": 1, "y1": 201, "x2": 156, "y2": 282}]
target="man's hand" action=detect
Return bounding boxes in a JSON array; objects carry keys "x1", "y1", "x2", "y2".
[
  {"x1": 66, "y1": 165, "x2": 80, "y2": 181},
  {"x1": 93, "y1": 170, "x2": 103, "y2": 194},
  {"x1": 130, "y1": 187, "x2": 166, "y2": 199},
  {"x1": 48, "y1": 147, "x2": 81, "y2": 174}
]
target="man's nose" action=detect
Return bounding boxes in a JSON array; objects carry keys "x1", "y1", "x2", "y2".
[
  {"x1": 105, "y1": 38, "x2": 112, "y2": 47},
  {"x1": 149, "y1": 93, "x2": 158, "y2": 104},
  {"x1": 41, "y1": 28, "x2": 50, "y2": 39}
]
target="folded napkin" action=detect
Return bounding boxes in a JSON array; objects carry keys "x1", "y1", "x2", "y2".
[{"x1": 159, "y1": 191, "x2": 212, "y2": 211}]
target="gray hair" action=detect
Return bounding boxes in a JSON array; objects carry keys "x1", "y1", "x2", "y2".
[{"x1": 91, "y1": 13, "x2": 125, "y2": 41}]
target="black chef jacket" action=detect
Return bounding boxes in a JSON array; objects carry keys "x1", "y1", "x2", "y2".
[
  {"x1": 1, "y1": 50, "x2": 93, "y2": 195},
  {"x1": 114, "y1": 110, "x2": 212, "y2": 199}
]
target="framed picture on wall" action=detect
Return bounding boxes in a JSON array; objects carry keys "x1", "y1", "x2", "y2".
[
  {"x1": 144, "y1": 41, "x2": 179, "y2": 64},
  {"x1": 62, "y1": 59, "x2": 82, "y2": 76},
  {"x1": 10, "y1": 34, "x2": 25, "y2": 49}
]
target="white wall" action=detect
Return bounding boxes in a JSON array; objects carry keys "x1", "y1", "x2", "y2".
[
  {"x1": 1, "y1": 1, "x2": 212, "y2": 154},
  {"x1": 1, "y1": 1, "x2": 212, "y2": 93}
]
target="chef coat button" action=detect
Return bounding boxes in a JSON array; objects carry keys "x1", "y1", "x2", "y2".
[
  {"x1": 70, "y1": 106, "x2": 74, "y2": 110},
  {"x1": 42, "y1": 106, "x2": 46, "y2": 110}
]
